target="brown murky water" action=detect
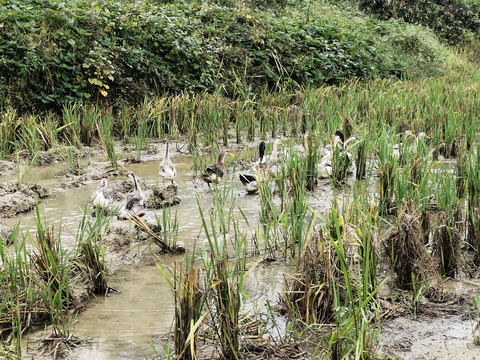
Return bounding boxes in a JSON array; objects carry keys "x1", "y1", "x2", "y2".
[
  {"x1": 4, "y1": 147, "x2": 478, "y2": 359},
  {"x1": 6, "y1": 151, "x2": 297, "y2": 359}
]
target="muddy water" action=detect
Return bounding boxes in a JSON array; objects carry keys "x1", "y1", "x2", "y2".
[
  {"x1": 8, "y1": 152, "x2": 297, "y2": 359},
  {"x1": 69, "y1": 261, "x2": 177, "y2": 360},
  {"x1": 9, "y1": 149, "x2": 470, "y2": 360}
]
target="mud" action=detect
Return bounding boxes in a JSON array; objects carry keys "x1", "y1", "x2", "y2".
[
  {"x1": 2, "y1": 139, "x2": 479, "y2": 360},
  {"x1": 0, "y1": 220, "x2": 15, "y2": 244},
  {"x1": 0, "y1": 180, "x2": 49, "y2": 217}
]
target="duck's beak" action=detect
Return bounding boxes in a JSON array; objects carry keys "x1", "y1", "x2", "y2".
[
  {"x1": 408, "y1": 133, "x2": 416, "y2": 138},
  {"x1": 228, "y1": 152, "x2": 235, "y2": 157}
]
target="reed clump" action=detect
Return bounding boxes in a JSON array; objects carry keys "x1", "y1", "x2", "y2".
[
  {"x1": 384, "y1": 199, "x2": 433, "y2": 290},
  {"x1": 280, "y1": 228, "x2": 336, "y2": 326},
  {"x1": 173, "y1": 264, "x2": 204, "y2": 360}
]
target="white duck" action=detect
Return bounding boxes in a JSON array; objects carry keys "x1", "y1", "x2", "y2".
[
  {"x1": 117, "y1": 172, "x2": 146, "y2": 220},
  {"x1": 159, "y1": 142, "x2": 176, "y2": 184},
  {"x1": 91, "y1": 178, "x2": 114, "y2": 214},
  {"x1": 266, "y1": 139, "x2": 284, "y2": 176},
  {"x1": 318, "y1": 131, "x2": 356, "y2": 179}
]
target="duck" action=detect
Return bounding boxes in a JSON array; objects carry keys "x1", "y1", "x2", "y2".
[
  {"x1": 200, "y1": 149, "x2": 235, "y2": 189},
  {"x1": 317, "y1": 131, "x2": 356, "y2": 179},
  {"x1": 392, "y1": 130, "x2": 421, "y2": 159},
  {"x1": 117, "y1": 172, "x2": 146, "y2": 220},
  {"x1": 91, "y1": 178, "x2": 114, "y2": 214},
  {"x1": 266, "y1": 139, "x2": 284, "y2": 176},
  {"x1": 159, "y1": 142, "x2": 176, "y2": 184},
  {"x1": 238, "y1": 141, "x2": 266, "y2": 194}
]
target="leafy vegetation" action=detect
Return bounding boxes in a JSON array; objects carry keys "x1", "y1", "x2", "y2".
[
  {"x1": 0, "y1": 0, "x2": 453, "y2": 111},
  {"x1": 358, "y1": 0, "x2": 480, "y2": 45}
]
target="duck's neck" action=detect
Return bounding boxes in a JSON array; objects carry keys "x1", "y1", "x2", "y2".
[
  {"x1": 218, "y1": 152, "x2": 226, "y2": 164},
  {"x1": 271, "y1": 143, "x2": 279, "y2": 158},
  {"x1": 259, "y1": 142, "x2": 266, "y2": 163},
  {"x1": 165, "y1": 143, "x2": 170, "y2": 159},
  {"x1": 132, "y1": 175, "x2": 140, "y2": 193}
]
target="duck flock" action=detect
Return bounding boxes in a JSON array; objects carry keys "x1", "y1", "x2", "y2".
[{"x1": 90, "y1": 130, "x2": 369, "y2": 219}]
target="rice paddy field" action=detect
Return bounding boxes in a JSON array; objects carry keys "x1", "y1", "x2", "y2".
[{"x1": 1, "y1": 74, "x2": 480, "y2": 359}]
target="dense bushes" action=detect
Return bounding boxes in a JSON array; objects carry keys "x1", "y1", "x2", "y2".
[
  {"x1": 0, "y1": 0, "x2": 451, "y2": 111},
  {"x1": 358, "y1": 0, "x2": 480, "y2": 45}
]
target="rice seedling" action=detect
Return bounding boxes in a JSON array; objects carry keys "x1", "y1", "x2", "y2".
[
  {"x1": 376, "y1": 129, "x2": 399, "y2": 215},
  {"x1": 456, "y1": 145, "x2": 468, "y2": 199},
  {"x1": 157, "y1": 259, "x2": 205, "y2": 360},
  {"x1": 17, "y1": 114, "x2": 41, "y2": 154},
  {"x1": 197, "y1": 191, "x2": 247, "y2": 360},
  {"x1": 304, "y1": 133, "x2": 319, "y2": 191},
  {"x1": 36, "y1": 111, "x2": 65, "y2": 151},
  {"x1": 116, "y1": 103, "x2": 136, "y2": 141},
  {"x1": 130, "y1": 214, "x2": 177, "y2": 254},
  {"x1": 466, "y1": 143, "x2": 480, "y2": 264},
  {"x1": 31, "y1": 204, "x2": 73, "y2": 337},
  {"x1": 80, "y1": 105, "x2": 99, "y2": 147},
  {"x1": 330, "y1": 142, "x2": 352, "y2": 187},
  {"x1": 355, "y1": 137, "x2": 369, "y2": 180},
  {"x1": 257, "y1": 174, "x2": 285, "y2": 258},
  {"x1": 96, "y1": 114, "x2": 119, "y2": 172},
  {"x1": 0, "y1": 109, "x2": 20, "y2": 157},
  {"x1": 442, "y1": 110, "x2": 460, "y2": 158},
  {"x1": 75, "y1": 205, "x2": 111, "y2": 294},
  {"x1": 472, "y1": 291, "x2": 480, "y2": 345},
  {"x1": 65, "y1": 147, "x2": 81, "y2": 175},
  {"x1": 16, "y1": 150, "x2": 40, "y2": 185},
  {"x1": 156, "y1": 205, "x2": 179, "y2": 248},
  {"x1": 434, "y1": 170, "x2": 462, "y2": 278},
  {"x1": 62, "y1": 103, "x2": 82, "y2": 147},
  {"x1": 283, "y1": 153, "x2": 311, "y2": 259}
]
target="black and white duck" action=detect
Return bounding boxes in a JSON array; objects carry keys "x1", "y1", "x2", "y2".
[
  {"x1": 239, "y1": 141, "x2": 266, "y2": 194},
  {"x1": 117, "y1": 172, "x2": 146, "y2": 220}
]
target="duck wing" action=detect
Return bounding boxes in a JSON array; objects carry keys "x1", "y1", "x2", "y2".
[{"x1": 239, "y1": 173, "x2": 256, "y2": 186}]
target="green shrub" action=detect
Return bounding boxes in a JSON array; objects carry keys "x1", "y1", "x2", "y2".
[
  {"x1": 358, "y1": 0, "x2": 480, "y2": 45},
  {"x1": 0, "y1": 0, "x2": 453, "y2": 111}
]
